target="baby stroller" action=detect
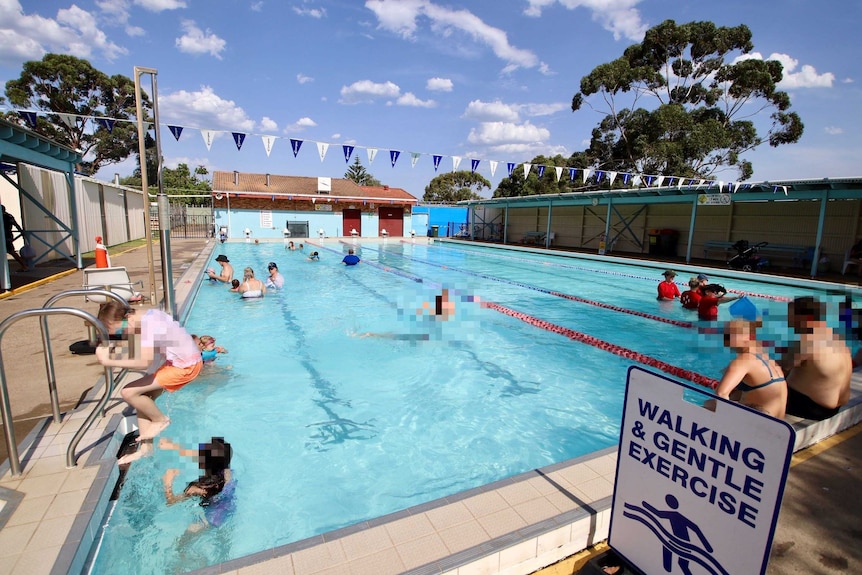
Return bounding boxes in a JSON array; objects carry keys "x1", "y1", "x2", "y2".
[{"x1": 727, "y1": 240, "x2": 769, "y2": 272}]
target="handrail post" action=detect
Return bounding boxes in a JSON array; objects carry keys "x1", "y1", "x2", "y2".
[
  {"x1": 0, "y1": 307, "x2": 111, "y2": 476},
  {"x1": 39, "y1": 289, "x2": 130, "y2": 424}
]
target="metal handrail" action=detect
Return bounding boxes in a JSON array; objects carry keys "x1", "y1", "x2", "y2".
[
  {"x1": 0, "y1": 307, "x2": 114, "y2": 476},
  {"x1": 40, "y1": 289, "x2": 130, "y2": 422}
]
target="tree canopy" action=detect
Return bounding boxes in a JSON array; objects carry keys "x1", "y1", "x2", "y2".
[
  {"x1": 424, "y1": 171, "x2": 490, "y2": 202},
  {"x1": 571, "y1": 19, "x2": 803, "y2": 181},
  {"x1": 4, "y1": 53, "x2": 147, "y2": 175},
  {"x1": 120, "y1": 163, "x2": 211, "y2": 205},
  {"x1": 344, "y1": 156, "x2": 382, "y2": 186}
]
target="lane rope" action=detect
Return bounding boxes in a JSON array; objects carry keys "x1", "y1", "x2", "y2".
[
  {"x1": 413, "y1": 240, "x2": 791, "y2": 302},
  {"x1": 339, "y1": 240, "x2": 718, "y2": 388}
]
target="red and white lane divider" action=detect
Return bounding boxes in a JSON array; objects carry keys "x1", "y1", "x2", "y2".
[{"x1": 482, "y1": 300, "x2": 719, "y2": 389}]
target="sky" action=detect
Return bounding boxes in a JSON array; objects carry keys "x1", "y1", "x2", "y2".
[{"x1": 0, "y1": 0, "x2": 859, "y2": 199}]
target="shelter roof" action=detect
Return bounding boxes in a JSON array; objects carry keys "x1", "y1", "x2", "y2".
[
  {"x1": 460, "y1": 176, "x2": 862, "y2": 207},
  {"x1": 0, "y1": 117, "x2": 82, "y2": 170},
  {"x1": 212, "y1": 171, "x2": 417, "y2": 203}
]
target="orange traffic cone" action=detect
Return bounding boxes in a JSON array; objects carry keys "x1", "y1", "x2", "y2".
[{"x1": 95, "y1": 236, "x2": 111, "y2": 268}]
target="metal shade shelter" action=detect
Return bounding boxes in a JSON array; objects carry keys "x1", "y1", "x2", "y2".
[
  {"x1": 0, "y1": 118, "x2": 83, "y2": 291},
  {"x1": 461, "y1": 177, "x2": 862, "y2": 277}
]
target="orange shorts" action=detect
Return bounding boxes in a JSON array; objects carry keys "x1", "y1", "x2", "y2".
[{"x1": 155, "y1": 361, "x2": 203, "y2": 392}]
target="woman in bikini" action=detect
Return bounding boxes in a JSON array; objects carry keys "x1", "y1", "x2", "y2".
[
  {"x1": 237, "y1": 267, "x2": 266, "y2": 299},
  {"x1": 713, "y1": 319, "x2": 787, "y2": 419}
]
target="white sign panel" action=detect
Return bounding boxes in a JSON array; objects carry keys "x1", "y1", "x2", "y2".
[
  {"x1": 610, "y1": 367, "x2": 794, "y2": 575},
  {"x1": 697, "y1": 193, "x2": 731, "y2": 206}
]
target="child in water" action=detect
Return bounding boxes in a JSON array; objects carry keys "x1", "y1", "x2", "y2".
[
  {"x1": 160, "y1": 436, "x2": 235, "y2": 531},
  {"x1": 193, "y1": 335, "x2": 228, "y2": 363}
]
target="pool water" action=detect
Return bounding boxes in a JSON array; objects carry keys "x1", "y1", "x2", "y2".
[{"x1": 88, "y1": 241, "x2": 852, "y2": 574}]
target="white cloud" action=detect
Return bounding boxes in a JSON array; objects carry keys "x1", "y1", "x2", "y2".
[
  {"x1": 462, "y1": 100, "x2": 568, "y2": 122},
  {"x1": 251, "y1": 2, "x2": 264, "y2": 12},
  {"x1": 339, "y1": 79, "x2": 401, "y2": 104},
  {"x1": 522, "y1": 0, "x2": 647, "y2": 41},
  {"x1": 259, "y1": 116, "x2": 278, "y2": 132},
  {"x1": 463, "y1": 100, "x2": 521, "y2": 122},
  {"x1": 467, "y1": 121, "x2": 550, "y2": 145},
  {"x1": 365, "y1": 0, "x2": 539, "y2": 73},
  {"x1": 159, "y1": 86, "x2": 255, "y2": 132},
  {"x1": 285, "y1": 117, "x2": 317, "y2": 133},
  {"x1": 95, "y1": 1, "x2": 147, "y2": 37},
  {"x1": 842, "y1": 77, "x2": 854, "y2": 84},
  {"x1": 737, "y1": 52, "x2": 835, "y2": 89},
  {"x1": 293, "y1": 6, "x2": 327, "y2": 18},
  {"x1": 825, "y1": 126, "x2": 843, "y2": 135},
  {"x1": 396, "y1": 92, "x2": 436, "y2": 107},
  {"x1": 297, "y1": 73, "x2": 314, "y2": 84},
  {"x1": 176, "y1": 20, "x2": 226, "y2": 58},
  {"x1": 426, "y1": 77, "x2": 453, "y2": 91},
  {"x1": 331, "y1": 133, "x2": 342, "y2": 140},
  {"x1": 134, "y1": 0, "x2": 187, "y2": 10},
  {"x1": 0, "y1": 0, "x2": 126, "y2": 66}
]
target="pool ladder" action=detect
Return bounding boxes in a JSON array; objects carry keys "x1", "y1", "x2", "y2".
[{"x1": 0, "y1": 289, "x2": 130, "y2": 476}]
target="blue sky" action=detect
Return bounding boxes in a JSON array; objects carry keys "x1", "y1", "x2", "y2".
[{"x1": 0, "y1": 0, "x2": 858, "y2": 198}]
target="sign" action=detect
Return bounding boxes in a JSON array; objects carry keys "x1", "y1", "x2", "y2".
[
  {"x1": 697, "y1": 193, "x2": 731, "y2": 206},
  {"x1": 610, "y1": 367, "x2": 794, "y2": 575}
]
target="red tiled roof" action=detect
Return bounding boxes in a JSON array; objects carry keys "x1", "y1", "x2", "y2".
[{"x1": 212, "y1": 171, "x2": 417, "y2": 202}]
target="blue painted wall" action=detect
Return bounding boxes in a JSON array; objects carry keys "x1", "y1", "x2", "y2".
[
  {"x1": 213, "y1": 208, "x2": 412, "y2": 239},
  {"x1": 411, "y1": 206, "x2": 469, "y2": 237}
]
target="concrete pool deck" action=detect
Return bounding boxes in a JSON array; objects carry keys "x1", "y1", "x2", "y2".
[{"x1": 1, "y1": 238, "x2": 862, "y2": 574}]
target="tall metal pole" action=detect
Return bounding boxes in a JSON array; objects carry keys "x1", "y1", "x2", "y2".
[
  {"x1": 149, "y1": 71, "x2": 176, "y2": 318},
  {"x1": 134, "y1": 67, "x2": 157, "y2": 305}
]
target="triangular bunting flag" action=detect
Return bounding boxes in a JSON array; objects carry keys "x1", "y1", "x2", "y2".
[
  {"x1": 262, "y1": 135, "x2": 276, "y2": 157},
  {"x1": 433, "y1": 155, "x2": 442, "y2": 171},
  {"x1": 632, "y1": 175, "x2": 641, "y2": 187},
  {"x1": 232, "y1": 132, "x2": 246, "y2": 150},
  {"x1": 411, "y1": 152, "x2": 421, "y2": 168},
  {"x1": 582, "y1": 168, "x2": 593, "y2": 183},
  {"x1": 489, "y1": 160, "x2": 498, "y2": 177},
  {"x1": 201, "y1": 130, "x2": 216, "y2": 151},
  {"x1": 96, "y1": 118, "x2": 115, "y2": 133},
  {"x1": 596, "y1": 171, "x2": 604, "y2": 183},
  {"x1": 507, "y1": 162, "x2": 516, "y2": 177},
  {"x1": 656, "y1": 176, "x2": 665, "y2": 187},
  {"x1": 316, "y1": 142, "x2": 329, "y2": 162},
  {"x1": 471, "y1": 159, "x2": 480, "y2": 174},
  {"x1": 536, "y1": 165, "x2": 546, "y2": 179},
  {"x1": 367, "y1": 148, "x2": 377, "y2": 163},
  {"x1": 343, "y1": 145, "x2": 354, "y2": 163},
  {"x1": 523, "y1": 164, "x2": 531, "y2": 180},
  {"x1": 607, "y1": 171, "x2": 617, "y2": 186},
  {"x1": 554, "y1": 167, "x2": 563, "y2": 182},
  {"x1": 18, "y1": 111, "x2": 37, "y2": 128},
  {"x1": 168, "y1": 125, "x2": 184, "y2": 141},
  {"x1": 57, "y1": 113, "x2": 76, "y2": 128},
  {"x1": 645, "y1": 175, "x2": 654, "y2": 187},
  {"x1": 622, "y1": 173, "x2": 631, "y2": 185},
  {"x1": 569, "y1": 168, "x2": 577, "y2": 182},
  {"x1": 390, "y1": 150, "x2": 400, "y2": 167},
  {"x1": 290, "y1": 138, "x2": 303, "y2": 157},
  {"x1": 452, "y1": 156, "x2": 461, "y2": 171}
]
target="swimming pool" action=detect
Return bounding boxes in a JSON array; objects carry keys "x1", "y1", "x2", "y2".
[{"x1": 87, "y1": 240, "x2": 852, "y2": 574}]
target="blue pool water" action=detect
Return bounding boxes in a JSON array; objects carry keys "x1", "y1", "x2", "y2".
[{"x1": 88, "y1": 240, "x2": 853, "y2": 574}]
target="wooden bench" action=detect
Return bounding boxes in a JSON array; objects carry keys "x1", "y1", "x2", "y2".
[
  {"x1": 702, "y1": 241, "x2": 813, "y2": 268},
  {"x1": 702, "y1": 240, "x2": 735, "y2": 258},
  {"x1": 757, "y1": 244, "x2": 813, "y2": 268},
  {"x1": 521, "y1": 231, "x2": 547, "y2": 245}
]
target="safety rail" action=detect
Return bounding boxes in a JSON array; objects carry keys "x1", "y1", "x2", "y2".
[{"x1": 0, "y1": 289, "x2": 127, "y2": 476}]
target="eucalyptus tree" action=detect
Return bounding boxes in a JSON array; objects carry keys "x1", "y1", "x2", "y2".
[{"x1": 571, "y1": 20, "x2": 804, "y2": 180}]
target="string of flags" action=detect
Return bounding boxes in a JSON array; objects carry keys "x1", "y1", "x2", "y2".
[{"x1": 10, "y1": 108, "x2": 786, "y2": 194}]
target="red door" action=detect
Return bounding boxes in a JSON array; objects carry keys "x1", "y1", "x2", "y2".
[
  {"x1": 342, "y1": 209, "x2": 361, "y2": 236},
  {"x1": 378, "y1": 207, "x2": 403, "y2": 236}
]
